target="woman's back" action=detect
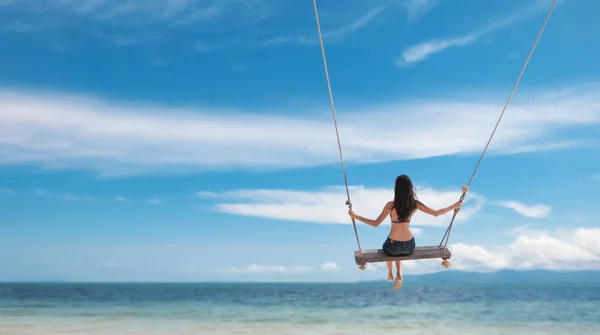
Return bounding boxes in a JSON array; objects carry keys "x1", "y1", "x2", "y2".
[{"x1": 388, "y1": 204, "x2": 416, "y2": 241}]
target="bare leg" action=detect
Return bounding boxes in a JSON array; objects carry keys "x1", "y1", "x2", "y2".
[
  {"x1": 393, "y1": 260, "x2": 403, "y2": 290},
  {"x1": 386, "y1": 261, "x2": 394, "y2": 281}
]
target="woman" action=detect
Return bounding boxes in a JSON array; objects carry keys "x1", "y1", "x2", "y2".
[{"x1": 348, "y1": 174, "x2": 468, "y2": 290}]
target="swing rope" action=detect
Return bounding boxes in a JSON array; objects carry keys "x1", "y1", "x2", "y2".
[
  {"x1": 439, "y1": 0, "x2": 558, "y2": 248},
  {"x1": 312, "y1": 0, "x2": 362, "y2": 254}
]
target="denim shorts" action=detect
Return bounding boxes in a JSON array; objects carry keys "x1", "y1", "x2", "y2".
[{"x1": 382, "y1": 237, "x2": 416, "y2": 256}]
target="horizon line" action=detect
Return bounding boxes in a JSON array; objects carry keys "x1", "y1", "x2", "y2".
[{"x1": 2, "y1": 268, "x2": 599, "y2": 284}]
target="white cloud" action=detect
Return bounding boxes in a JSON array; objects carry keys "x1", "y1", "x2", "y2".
[
  {"x1": 397, "y1": 0, "x2": 557, "y2": 65},
  {"x1": 197, "y1": 185, "x2": 483, "y2": 227},
  {"x1": 461, "y1": 227, "x2": 600, "y2": 271},
  {"x1": 321, "y1": 262, "x2": 342, "y2": 272},
  {"x1": 369, "y1": 227, "x2": 600, "y2": 274},
  {"x1": 451, "y1": 243, "x2": 512, "y2": 270},
  {"x1": 364, "y1": 262, "x2": 387, "y2": 271},
  {"x1": 1, "y1": 84, "x2": 599, "y2": 176},
  {"x1": 496, "y1": 200, "x2": 551, "y2": 218}
]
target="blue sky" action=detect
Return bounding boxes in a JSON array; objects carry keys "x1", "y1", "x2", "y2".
[{"x1": 1, "y1": 0, "x2": 599, "y2": 282}]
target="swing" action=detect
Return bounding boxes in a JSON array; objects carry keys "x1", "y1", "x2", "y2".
[{"x1": 311, "y1": 0, "x2": 558, "y2": 270}]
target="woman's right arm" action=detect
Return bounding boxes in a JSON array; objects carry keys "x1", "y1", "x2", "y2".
[{"x1": 417, "y1": 201, "x2": 462, "y2": 217}]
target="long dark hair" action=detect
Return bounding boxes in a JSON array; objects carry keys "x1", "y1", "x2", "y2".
[{"x1": 393, "y1": 174, "x2": 419, "y2": 221}]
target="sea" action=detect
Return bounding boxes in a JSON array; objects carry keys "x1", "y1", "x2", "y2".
[{"x1": 1, "y1": 281, "x2": 599, "y2": 335}]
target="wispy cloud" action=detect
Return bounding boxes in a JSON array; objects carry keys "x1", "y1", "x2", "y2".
[
  {"x1": 508, "y1": 52, "x2": 521, "y2": 59},
  {"x1": 259, "y1": 37, "x2": 293, "y2": 47},
  {"x1": 214, "y1": 264, "x2": 312, "y2": 274},
  {"x1": 102, "y1": 261, "x2": 136, "y2": 268},
  {"x1": 23, "y1": 189, "x2": 161, "y2": 205},
  {"x1": 147, "y1": 198, "x2": 162, "y2": 205},
  {"x1": 396, "y1": 0, "x2": 557, "y2": 65},
  {"x1": 0, "y1": 82, "x2": 598, "y2": 176},
  {"x1": 197, "y1": 185, "x2": 483, "y2": 227},
  {"x1": 0, "y1": 0, "x2": 270, "y2": 49},
  {"x1": 399, "y1": 0, "x2": 442, "y2": 22},
  {"x1": 3, "y1": 0, "x2": 250, "y2": 26},
  {"x1": 116, "y1": 195, "x2": 133, "y2": 203},
  {"x1": 398, "y1": 35, "x2": 476, "y2": 66},
  {"x1": 34, "y1": 189, "x2": 48, "y2": 197},
  {"x1": 193, "y1": 40, "x2": 218, "y2": 52},
  {"x1": 213, "y1": 262, "x2": 341, "y2": 274},
  {"x1": 260, "y1": 7, "x2": 385, "y2": 47},
  {"x1": 320, "y1": 7, "x2": 385, "y2": 44},
  {"x1": 0, "y1": 20, "x2": 38, "y2": 32},
  {"x1": 34, "y1": 188, "x2": 94, "y2": 202},
  {"x1": 496, "y1": 200, "x2": 551, "y2": 218},
  {"x1": 175, "y1": 268, "x2": 201, "y2": 275},
  {"x1": 0, "y1": 188, "x2": 15, "y2": 195},
  {"x1": 231, "y1": 64, "x2": 247, "y2": 73}
]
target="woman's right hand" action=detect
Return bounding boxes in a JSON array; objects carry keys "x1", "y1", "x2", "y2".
[{"x1": 453, "y1": 201, "x2": 463, "y2": 210}]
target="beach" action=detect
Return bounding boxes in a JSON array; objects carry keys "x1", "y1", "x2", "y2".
[{"x1": 1, "y1": 282, "x2": 599, "y2": 334}]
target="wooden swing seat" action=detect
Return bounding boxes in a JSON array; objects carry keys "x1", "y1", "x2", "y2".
[{"x1": 354, "y1": 245, "x2": 451, "y2": 266}]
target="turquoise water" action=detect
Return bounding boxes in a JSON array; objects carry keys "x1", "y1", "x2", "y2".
[{"x1": 1, "y1": 282, "x2": 599, "y2": 334}]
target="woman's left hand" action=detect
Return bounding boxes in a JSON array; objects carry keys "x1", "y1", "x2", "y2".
[{"x1": 348, "y1": 209, "x2": 359, "y2": 219}]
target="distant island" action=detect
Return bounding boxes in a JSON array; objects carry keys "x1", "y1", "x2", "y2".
[{"x1": 358, "y1": 269, "x2": 600, "y2": 284}]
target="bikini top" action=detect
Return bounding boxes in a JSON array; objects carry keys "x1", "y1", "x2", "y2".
[
  {"x1": 390, "y1": 213, "x2": 410, "y2": 224},
  {"x1": 390, "y1": 206, "x2": 416, "y2": 224}
]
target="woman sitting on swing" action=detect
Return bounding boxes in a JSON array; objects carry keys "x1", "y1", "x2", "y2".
[{"x1": 348, "y1": 174, "x2": 468, "y2": 290}]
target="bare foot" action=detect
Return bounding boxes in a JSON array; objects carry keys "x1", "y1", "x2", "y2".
[
  {"x1": 393, "y1": 275, "x2": 403, "y2": 290},
  {"x1": 387, "y1": 273, "x2": 394, "y2": 282}
]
